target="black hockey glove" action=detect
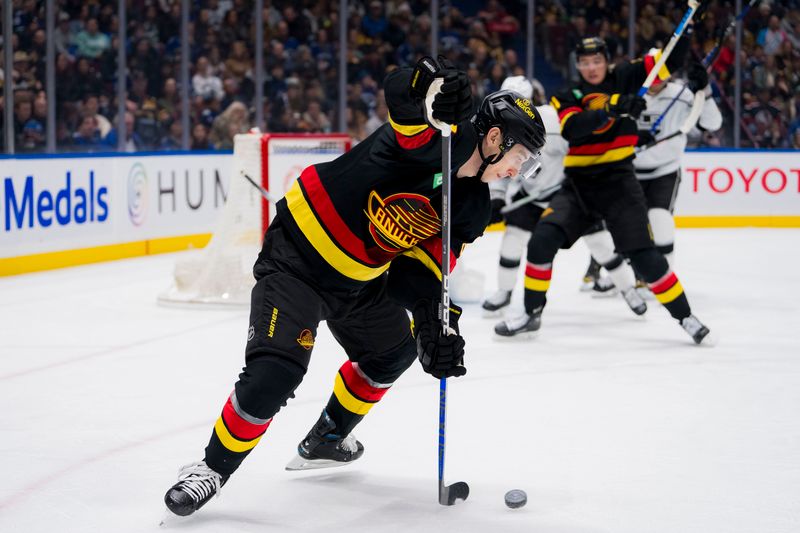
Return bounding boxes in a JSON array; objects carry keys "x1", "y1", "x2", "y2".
[
  {"x1": 605, "y1": 94, "x2": 647, "y2": 119},
  {"x1": 409, "y1": 56, "x2": 472, "y2": 125},
  {"x1": 637, "y1": 130, "x2": 655, "y2": 147},
  {"x1": 412, "y1": 299, "x2": 467, "y2": 379},
  {"x1": 489, "y1": 198, "x2": 506, "y2": 225},
  {"x1": 687, "y1": 61, "x2": 709, "y2": 93}
]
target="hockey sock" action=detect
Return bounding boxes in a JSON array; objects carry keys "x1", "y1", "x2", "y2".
[
  {"x1": 628, "y1": 248, "x2": 690, "y2": 320},
  {"x1": 582, "y1": 229, "x2": 635, "y2": 291},
  {"x1": 497, "y1": 225, "x2": 531, "y2": 292},
  {"x1": 649, "y1": 208, "x2": 675, "y2": 269},
  {"x1": 523, "y1": 223, "x2": 565, "y2": 313},
  {"x1": 204, "y1": 355, "x2": 304, "y2": 476},
  {"x1": 324, "y1": 360, "x2": 393, "y2": 437}
]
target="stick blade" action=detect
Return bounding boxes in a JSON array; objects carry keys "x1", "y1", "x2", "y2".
[{"x1": 439, "y1": 481, "x2": 470, "y2": 505}]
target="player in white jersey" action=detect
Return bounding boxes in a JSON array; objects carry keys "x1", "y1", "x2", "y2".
[
  {"x1": 634, "y1": 60, "x2": 722, "y2": 269},
  {"x1": 482, "y1": 76, "x2": 646, "y2": 318}
]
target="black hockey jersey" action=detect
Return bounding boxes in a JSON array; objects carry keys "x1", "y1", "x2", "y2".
[
  {"x1": 275, "y1": 68, "x2": 489, "y2": 308},
  {"x1": 550, "y1": 40, "x2": 688, "y2": 174}
]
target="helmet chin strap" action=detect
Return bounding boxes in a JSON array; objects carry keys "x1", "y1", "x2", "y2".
[{"x1": 476, "y1": 139, "x2": 504, "y2": 180}]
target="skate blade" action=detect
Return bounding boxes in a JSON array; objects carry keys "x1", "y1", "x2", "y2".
[
  {"x1": 159, "y1": 509, "x2": 189, "y2": 527},
  {"x1": 695, "y1": 330, "x2": 719, "y2": 347},
  {"x1": 590, "y1": 289, "x2": 619, "y2": 299},
  {"x1": 481, "y1": 307, "x2": 506, "y2": 318},
  {"x1": 285, "y1": 454, "x2": 356, "y2": 471},
  {"x1": 493, "y1": 330, "x2": 539, "y2": 341}
]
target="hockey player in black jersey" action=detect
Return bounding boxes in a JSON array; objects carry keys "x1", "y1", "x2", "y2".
[
  {"x1": 163, "y1": 56, "x2": 546, "y2": 518},
  {"x1": 495, "y1": 35, "x2": 715, "y2": 346}
]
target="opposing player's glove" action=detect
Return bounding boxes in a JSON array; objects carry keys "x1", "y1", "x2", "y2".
[
  {"x1": 412, "y1": 299, "x2": 466, "y2": 379},
  {"x1": 686, "y1": 61, "x2": 709, "y2": 93},
  {"x1": 489, "y1": 198, "x2": 506, "y2": 225},
  {"x1": 605, "y1": 94, "x2": 647, "y2": 119},
  {"x1": 409, "y1": 55, "x2": 472, "y2": 125}
]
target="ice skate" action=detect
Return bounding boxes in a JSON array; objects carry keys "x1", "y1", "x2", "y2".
[
  {"x1": 494, "y1": 308, "x2": 542, "y2": 338},
  {"x1": 590, "y1": 275, "x2": 618, "y2": 297},
  {"x1": 621, "y1": 287, "x2": 647, "y2": 315},
  {"x1": 635, "y1": 279, "x2": 655, "y2": 300},
  {"x1": 482, "y1": 290, "x2": 511, "y2": 316},
  {"x1": 579, "y1": 258, "x2": 602, "y2": 292},
  {"x1": 163, "y1": 460, "x2": 228, "y2": 517},
  {"x1": 286, "y1": 410, "x2": 364, "y2": 471},
  {"x1": 680, "y1": 315, "x2": 716, "y2": 346}
]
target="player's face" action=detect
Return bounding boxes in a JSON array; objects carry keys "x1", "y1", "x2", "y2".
[
  {"x1": 482, "y1": 143, "x2": 541, "y2": 183},
  {"x1": 577, "y1": 53, "x2": 609, "y2": 85}
]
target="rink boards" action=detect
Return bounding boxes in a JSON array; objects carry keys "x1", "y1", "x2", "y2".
[{"x1": 1, "y1": 149, "x2": 798, "y2": 275}]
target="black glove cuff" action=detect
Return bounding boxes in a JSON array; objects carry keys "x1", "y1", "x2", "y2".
[{"x1": 409, "y1": 56, "x2": 440, "y2": 101}]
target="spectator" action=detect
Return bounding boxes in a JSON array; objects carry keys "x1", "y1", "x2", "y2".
[
  {"x1": 54, "y1": 12, "x2": 77, "y2": 60},
  {"x1": 209, "y1": 101, "x2": 250, "y2": 149},
  {"x1": 193, "y1": 56, "x2": 224, "y2": 102},
  {"x1": 160, "y1": 120, "x2": 184, "y2": 151},
  {"x1": 365, "y1": 89, "x2": 388, "y2": 136},
  {"x1": 83, "y1": 94, "x2": 112, "y2": 138},
  {"x1": 758, "y1": 15, "x2": 789, "y2": 56},
  {"x1": 191, "y1": 123, "x2": 214, "y2": 150},
  {"x1": 71, "y1": 113, "x2": 104, "y2": 151},
  {"x1": 105, "y1": 111, "x2": 144, "y2": 152},
  {"x1": 300, "y1": 99, "x2": 332, "y2": 133},
  {"x1": 361, "y1": 1, "x2": 388, "y2": 38},
  {"x1": 74, "y1": 18, "x2": 111, "y2": 59}
]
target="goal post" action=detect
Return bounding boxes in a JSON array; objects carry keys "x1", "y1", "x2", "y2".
[{"x1": 157, "y1": 132, "x2": 351, "y2": 308}]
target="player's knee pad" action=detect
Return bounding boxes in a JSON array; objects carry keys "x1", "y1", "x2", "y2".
[
  {"x1": 357, "y1": 335, "x2": 417, "y2": 385},
  {"x1": 528, "y1": 223, "x2": 566, "y2": 265},
  {"x1": 648, "y1": 208, "x2": 675, "y2": 247},
  {"x1": 234, "y1": 353, "x2": 306, "y2": 420},
  {"x1": 582, "y1": 229, "x2": 618, "y2": 267},
  {"x1": 500, "y1": 225, "x2": 532, "y2": 264},
  {"x1": 627, "y1": 247, "x2": 669, "y2": 283}
]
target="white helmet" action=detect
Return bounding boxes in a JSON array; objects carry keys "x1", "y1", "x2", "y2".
[{"x1": 500, "y1": 76, "x2": 533, "y2": 100}]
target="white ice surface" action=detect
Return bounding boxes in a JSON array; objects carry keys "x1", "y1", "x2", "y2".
[{"x1": 1, "y1": 229, "x2": 799, "y2": 533}]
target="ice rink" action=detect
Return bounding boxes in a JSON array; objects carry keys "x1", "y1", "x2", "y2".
[{"x1": 1, "y1": 228, "x2": 799, "y2": 533}]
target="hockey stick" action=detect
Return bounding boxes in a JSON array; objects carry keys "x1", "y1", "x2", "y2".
[
  {"x1": 637, "y1": 0, "x2": 701, "y2": 97},
  {"x1": 426, "y1": 78, "x2": 470, "y2": 507},
  {"x1": 635, "y1": 88, "x2": 706, "y2": 153},
  {"x1": 646, "y1": 0, "x2": 757, "y2": 137},
  {"x1": 241, "y1": 170, "x2": 280, "y2": 204},
  {"x1": 499, "y1": 182, "x2": 562, "y2": 215}
]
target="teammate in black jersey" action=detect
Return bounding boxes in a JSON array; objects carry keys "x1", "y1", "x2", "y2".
[
  {"x1": 163, "y1": 56, "x2": 546, "y2": 517},
  {"x1": 495, "y1": 36, "x2": 716, "y2": 346}
]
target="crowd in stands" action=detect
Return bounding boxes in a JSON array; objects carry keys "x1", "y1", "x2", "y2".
[{"x1": 1, "y1": 0, "x2": 798, "y2": 153}]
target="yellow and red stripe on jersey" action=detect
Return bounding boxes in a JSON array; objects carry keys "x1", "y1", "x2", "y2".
[
  {"x1": 648, "y1": 271, "x2": 684, "y2": 304},
  {"x1": 401, "y1": 238, "x2": 457, "y2": 281},
  {"x1": 285, "y1": 167, "x2": 393, "y2": 282},
  {"x1": 556, "y1": 105, "x2": 583, "y2": 128},
  {"x1": 388, "y1": 113, "x2": 436, "y2": 150},
  {"x1": 564, "y1": 135, "x2": 638, "y2": 167},
  {"x1": 524, "y1": 262, "x2": 552, "y2": 292},
  {"x1": 333, "y1": 361, "x2": 391, "y2": 416},
  {"x1": 213, "y1": 394, "x2": 272, "y2": 453},
  {"x1": 644, "y1": 50, "x2": 670, "y2": 86}
]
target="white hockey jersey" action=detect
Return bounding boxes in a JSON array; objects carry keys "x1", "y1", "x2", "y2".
[
  {"x1": 489, "y1": 104, "x2": 569, "y2": 204},
  {"x1": 635, "y1": 82, "x2": 722, "y2": 179}
]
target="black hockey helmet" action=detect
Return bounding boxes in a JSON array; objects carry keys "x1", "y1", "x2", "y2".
[
  {"x1": 471, "y1": 90, "x2": 546, "y2": 179},
  {"x1": 575, "y1": 37, "x2": 610, "y2": 60},
  {"x1": 473, "y1": 90, "x2": 546, "y2": 156}
]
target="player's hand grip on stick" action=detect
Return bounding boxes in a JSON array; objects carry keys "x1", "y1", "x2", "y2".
[
  {"x1": 413, "y1": 56, "x2": 472, "y2": 131},
  {"x1": 413, "y1": 300, "x2": 467, "y2": 379},
  {"x1": 605, "y1": 94, "x2": 647, "y2": 119}
]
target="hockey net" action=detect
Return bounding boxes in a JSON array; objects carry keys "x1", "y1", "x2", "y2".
[{"x1": 157, "y1": 132, "x2": 350, "y2": 307}]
